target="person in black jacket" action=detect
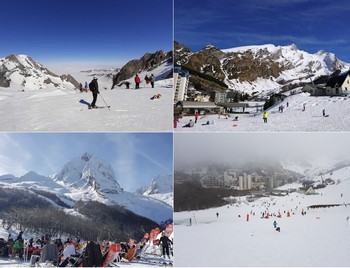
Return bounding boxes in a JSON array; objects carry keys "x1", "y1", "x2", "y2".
[
  {"x1": 159, "y1": 233, "x2": 173, "y2": 259},
  {"x1": 89, "y1": 77, "x2": 99, "y2": 108}
]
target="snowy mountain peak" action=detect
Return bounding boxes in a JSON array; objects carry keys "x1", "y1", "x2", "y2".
[
  {"x1": 136, "y1": 174, "x2": 173, "y2": 207},
  {"x1": 145, "y1": 174, "x2": 173, "y2": 195},
  {"x1": 0, "y1": 54, "x2": 79, "y2": 91},
  {"x1": 288, "y1": 43, "x2": 298, "y2": 51},
  {"x1": 175, "y1": 41, "x2": 350, "y2": 96},
  {"x1": 54, "y1": 153, "x2": 122, "y2": 195}
]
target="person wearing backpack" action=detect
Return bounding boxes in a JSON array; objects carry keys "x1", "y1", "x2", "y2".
[{"x1": 89, "y1": 77, "x2": 99, "y2": 109}]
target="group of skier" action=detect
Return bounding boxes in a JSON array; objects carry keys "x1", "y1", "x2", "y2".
[{"x1": 78, "y1": 72, "x2": 157, "y2": 109}]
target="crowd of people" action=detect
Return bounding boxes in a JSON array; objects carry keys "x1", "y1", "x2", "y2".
[{"x1": 0, "y1": 225, "x2": 173, "y2": 266}]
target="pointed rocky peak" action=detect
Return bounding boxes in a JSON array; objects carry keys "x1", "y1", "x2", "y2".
[
  {"x1": 144, "y1": 174, "x2": 172, "y2": 195},
  {"x1": 81, "y1": 152, "x2": 93, "y2": 162},
  {"x1": 201, "y1": 44, "x2": 218, "y2": 51},
  {"x1": 174, "y1": 40, "x2": 193, "y2": 53},
  {"x1": 317, "y1": 49, "x2": 327, "y2": 55},
  {"x1": 54, "y1": 154, "x2": 122, "y2": 195},
  {"x1": 198, "y1": 44, "x2": 226, "y2": 60},
  {"x1": 288, "y1": 43, "x2": 298, "y2": 51}
]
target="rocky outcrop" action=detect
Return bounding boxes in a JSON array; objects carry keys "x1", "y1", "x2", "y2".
[
  {"x1": 111, "y1": 50, "x2": 172, "y2": 88},
  {"x1": 60, "y1": 74, "x2": 80, "y2": 88}
]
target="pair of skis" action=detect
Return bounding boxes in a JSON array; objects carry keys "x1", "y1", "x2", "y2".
[{"x1": 88, "y1": 105, "x2": 111, "y2": 109}]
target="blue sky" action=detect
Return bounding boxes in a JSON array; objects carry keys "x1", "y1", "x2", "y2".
[
  {"x1": 175, "y1": 0, "x2": 350, "y2": 62},
  {"x1": 0, "y1": 132, "x2": 173, "y2": 192},
  {"x1": 0, "y1": 0, "x2": 172, "y2": 68}
]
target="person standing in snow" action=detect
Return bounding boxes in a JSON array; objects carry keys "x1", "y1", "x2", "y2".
[
  {"x1": 159, "y1": 233, "x2": 172, "y2": 259},
  {"x1": 89, "y1": 77, "x2": 99, "y2": 108},
  {"x1": 84, "y1": 81, "x2": 88, "y2": 92},
  {"x1": 195, "y1": 111, "x2": 199, "y2": 123},
  {"x1": 144, "y1": 75, "x2": 150, "y2": 85},
  {"x1": 216, "y1": 212, "x2": 219, "y2": 218},
  {"x1": 174, "y1": 117, "x2": 179, "y2": 128},
  {"x1": 263, "y1": 111, "x2": 268, "y2": 123},
  {"x1": 134, "y1": 74, "x2": 141, "y2": 89},
  {"x1": 273, "y1": 221, "x2": 277, "y2": 228},
  {"x1": 150, "y1": 74, "x2": 155, "y2": 88}
]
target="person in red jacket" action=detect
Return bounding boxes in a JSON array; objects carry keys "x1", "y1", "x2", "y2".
[
  {"x1": 195, "y1": 111, "x2": 199, "y2": 123},
  {"x1": 135, "y1": 74, "x2": 141, "y2": 89}
]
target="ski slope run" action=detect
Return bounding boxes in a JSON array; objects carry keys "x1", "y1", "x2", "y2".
[
  {"x1": 0, "y1": 81, "x2": 172, "y2": 132},
  {"x1": 174, "y1": 172, "x2": 350, "y2": 266}
]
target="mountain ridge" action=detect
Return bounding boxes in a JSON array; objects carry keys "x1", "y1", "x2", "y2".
[
  {"x1": 175, "y1": 41, "x2": 350, "y2": 96},
  {"x1": 0, "y1": 153, "x2": 172, "y2": 224}
]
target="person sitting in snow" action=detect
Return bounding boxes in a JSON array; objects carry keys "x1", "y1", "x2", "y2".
[
  {"x1": 182, "y1": 119, "x2": 194, "y2": 128},
  {"x1": 150, "y1": 93, "x2": 161, "y2": 100}
]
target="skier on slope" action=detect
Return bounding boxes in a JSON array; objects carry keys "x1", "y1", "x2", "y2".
[
  {"x1": 263, "y1": 111, "x2": 268, "y2": 123},
  {"x1": 89, "y1": 77, "x2": 99, "y2": 109},
  {"x1": 273, "y1": 220, "x2": 277, "y2": 228},
  {"x1": 159, "y1": 233, "x2": 173, "y2": 259},
  {"x1": 150, "y1": 74, "x2": 155, "y2": 88}
]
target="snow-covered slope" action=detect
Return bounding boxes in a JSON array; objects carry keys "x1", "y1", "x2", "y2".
[
  {"x1": 174, "y1": 162, "x2": 350, "y2": 267},
  {"x1": 0, "y1": 54, "x2": 79, "y2": 91},
  {"x1": 0, "y1": 80, "x2": 173, "y2": 132},
  {"x1": 0, "y1": 50, "x2": 173, "y2": 132},
  {"x1": 0, "y1": 153, "x2": 172, "y2": 224},
  {"x1": 176, "y1": 92, "x2": 350, "y2": 132}
]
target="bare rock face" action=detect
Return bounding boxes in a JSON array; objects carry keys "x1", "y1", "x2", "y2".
[
  {"x1": 111, "y1": 50, "x2": 172, "y2": 88},
  {"x1": 222, "y1": 51, "x2": 283, "y2": 82},
  {"x1": 60, "y1": 74, "x2": 80, "y2": 88}
]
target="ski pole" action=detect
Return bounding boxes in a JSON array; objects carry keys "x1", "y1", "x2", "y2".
[{"x1": 99, "y1": 93, "x2": 110, "y2": 109}]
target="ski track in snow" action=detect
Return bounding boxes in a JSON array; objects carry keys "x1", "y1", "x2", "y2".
[
  {"x1": 0, "y1": 85, "x2": 172, "y2": 132},
  {"x1": 175, "y1": 93, "x2": 350, "y2": 132}
]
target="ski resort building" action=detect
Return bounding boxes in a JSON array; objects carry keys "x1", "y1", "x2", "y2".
[
  {"x1": 239, "y1": 174, "x2": 252, "y2": 190},
  {"x1": 201, "y1": 175, "x2": 226, "y2": 188},
  {"x1": 303, "y1": 71, "x2": 350, "y2": 96},
  {"x1": 325, "y1": 71, "x2": 350, "y2": 96},
  {"x1": 174, "y1": 66, "x2": 189, "y2": 103}
]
